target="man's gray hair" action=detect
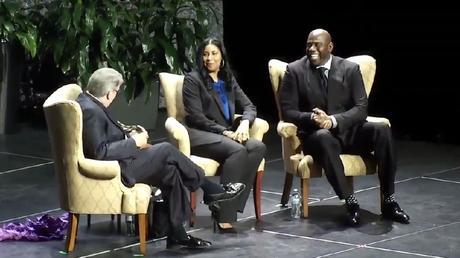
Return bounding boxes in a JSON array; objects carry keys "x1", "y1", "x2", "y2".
[{"x1": 87, "y1": 68, "x2": 124, "y2": 97}]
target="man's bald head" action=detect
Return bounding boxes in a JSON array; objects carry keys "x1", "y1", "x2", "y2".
[{"x1": 306, "y1": 28, "x2": 334, "y2": 66}]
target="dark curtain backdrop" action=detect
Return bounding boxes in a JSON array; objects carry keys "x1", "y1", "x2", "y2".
[{"x1": 223, "y1": 2, "x2": 460, "y2": 143}]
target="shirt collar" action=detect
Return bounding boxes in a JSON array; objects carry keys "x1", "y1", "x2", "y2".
[
  {"x1": 318, "y1": 55, "x2": 332, "y2": 70},
  {"x1": 85, "y1": 90, "x2": 104, "y2": 104}
]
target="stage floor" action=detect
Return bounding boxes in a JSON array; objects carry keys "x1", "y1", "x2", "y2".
[{"x1": 1, "y1": 111, "x2": 459, "y2": 258}]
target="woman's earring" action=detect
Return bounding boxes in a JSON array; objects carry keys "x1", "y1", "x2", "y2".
[{"x1": 220, "y1": 59, "x2": 225, "y2": 68}]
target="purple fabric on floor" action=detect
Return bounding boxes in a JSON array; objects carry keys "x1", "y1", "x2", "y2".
[{"x1": 0, "y1": 213, "x2": 69, "y2": 241}]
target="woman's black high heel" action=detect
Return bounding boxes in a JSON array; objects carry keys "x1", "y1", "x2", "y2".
[
  {"x1": 214, "y1": 221, "x2": 238, "y2": 234},
  {"x1": 212, "y1": 211, "x2": 219, "y2": 233},
  {"x1": 211, "y1": 210, "x2": 237, "y2": 234}
]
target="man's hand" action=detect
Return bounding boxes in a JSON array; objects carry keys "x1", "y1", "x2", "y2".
[
  {"x1": 131, "y1": 126, "x2": 149, "y2": 148},
  {"x1": 312, "y1": 108, "x2": 332, "y2": 129},
  {"x1": 234, "y1": 119, "x2": 250, "y2": 143},
  {"x1": 320, "y1": 118, "x2": 333, "y2": 129}
]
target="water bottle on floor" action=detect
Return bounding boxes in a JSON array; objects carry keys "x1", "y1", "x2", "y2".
[
  {"x1": 290, "y1": 188, "x2": 301, "y2": 219},
  {"x1": 125, "y1": 215, "x2": 135, "y2": 236}
]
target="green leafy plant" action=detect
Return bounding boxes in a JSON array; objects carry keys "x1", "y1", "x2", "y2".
[
  {"x1": 37, "y1": 0, "x2": 218, "y2": 103},
  {"x1": 0, "y1": 1, "x2": 38, "y2": 58},
  {"x1": 0, "y1": 0, "x2": 40, "y2": 94}
]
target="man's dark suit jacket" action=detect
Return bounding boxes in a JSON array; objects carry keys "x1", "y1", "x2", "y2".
[
  {"x1": 77, "y1": 92, "x2": 139, "y2": 186},
  {"x1": 183, "y1": 70, "x2": 257, "y2": 146},
  {"x1": 280, "y1": 55, "x2": 368, "y2": 142}
]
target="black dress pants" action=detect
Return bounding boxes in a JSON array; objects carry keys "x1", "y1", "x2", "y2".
[
  {"x1": 192, "y1": 137, "x2": 266, "y2": 223},
  {"x1": 125, "y1": 142, "x2": 205, "y2": 231},
  {"x1": 300, "y1": 122, "x2": 396, "y2": 199}
]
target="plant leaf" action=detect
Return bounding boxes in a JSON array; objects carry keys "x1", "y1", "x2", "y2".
[
  {"x1": 72, "y1": 1, "x2": 82, "y2": 29},
  {"x1": 16, "y1": 29, "x2": 37, "y2": 57}
]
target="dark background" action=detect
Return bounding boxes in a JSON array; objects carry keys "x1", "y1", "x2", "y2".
[{"x1": 223, "y1": 2, "x2": 460, "y2": 143}]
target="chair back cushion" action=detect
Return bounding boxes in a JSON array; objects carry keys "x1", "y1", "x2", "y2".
[
  {"x1": 346, "y1": 55, "x2": 376, "y2": 97},
  {"x1": 159, "y1": 73, "x2": 186, "y2": 122},
  {"x1": 43, "y1": 84, "x2": 84, "y2": 211}
]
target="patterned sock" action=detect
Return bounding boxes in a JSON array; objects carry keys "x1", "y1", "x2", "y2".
[
  {"x1": 383, "y1": 194, "x2": 395, "y2": 204},
  {"x1": 345, "y1": 194, "x2": 358, "y2": 205}
]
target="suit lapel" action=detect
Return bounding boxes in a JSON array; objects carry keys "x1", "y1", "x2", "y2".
[{"x1": 326, "y1": 56, "x2": 343, "y2": 111}]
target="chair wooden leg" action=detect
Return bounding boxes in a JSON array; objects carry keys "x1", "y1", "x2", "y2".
[
  {"x1": 87, "y1": 214, "x2": 91, "y2": 229},
  {"x1": 189, "y1": 191, "x2": 197, "y2": 227},
  {"x1": 300, "y1": 178, "x2": 310, "y2": 218},
  {"x1": 66, "y1": 213, "x2": 79, "y2": 253},
  {"x1": 281, "y1": 173, "x2": 294, "y2": 206},
  {"x1": 253, "y1": 170, "x2": 264, "y2": 220},
  {"x1": 117, "y1": 214, "x2": 121, "y2": 233},
  {"x1": 137, "y1": 214, "x2": 147, "y2": 255}
]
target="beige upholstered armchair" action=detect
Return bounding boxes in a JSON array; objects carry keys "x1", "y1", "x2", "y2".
[
  {"x1": 268, "y1": 55, "x2": 390, "y2": 218},
  {"x1": 43, "y1": 84, "x2": 152, "y2": 255},
  {"x1": 158, "y1": 72, "x2": 269, "y2": 225}
]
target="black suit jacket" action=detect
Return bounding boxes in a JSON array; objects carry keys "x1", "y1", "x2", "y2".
[
  {"x1": 77, "y1": 92, "x2": 139, "y2": 186},
  {"x1": 183, "y1": 70, "x2": 257, "y2": 146},
  {"x1": 280, "y1": 55, "x2": 368, "y2": 141}
]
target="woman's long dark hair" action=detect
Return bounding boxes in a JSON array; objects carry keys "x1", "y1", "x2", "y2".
[{"x1": 195, "y1": 37, "x2": 233, "y2": 90}]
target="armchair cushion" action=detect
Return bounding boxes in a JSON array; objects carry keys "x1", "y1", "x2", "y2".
[{"x1": 190, "y1": 155, "x2": 220, "y2": 176}]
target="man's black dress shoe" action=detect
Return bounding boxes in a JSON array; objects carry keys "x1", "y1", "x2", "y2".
[
  {"x1": 382, "y1": 201, "x2": 410, "y2": 224},
  {"x1": 203, "y1": 182, "x2": 246, "y2": 205},
  {"x1": 166, "y1": 234, "x2": 212, "y2": 249},
  {"x1": 346, "y1": 203, "x2": 361, "y2": 226}
]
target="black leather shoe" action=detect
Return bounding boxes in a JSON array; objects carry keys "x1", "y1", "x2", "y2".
[
  {"x1": 203, "y1": 183, "x2": 246, "y2": 205},
  {"x1": 346, "y1": 203, "x2": 361, "y2": 226},
  {"x1": 166, "y1": 234, "x2": 212, "y2": 249},
  {"x1": 382, "y1": 201, "x2": 410, "y2": 224}
]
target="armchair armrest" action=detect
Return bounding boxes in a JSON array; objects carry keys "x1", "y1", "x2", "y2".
[
  {"x1": 366, "y1": 116, "x2": 391, "y2": 127},
  {"x1": 277, "y1": 121, "x2": 298, "y2": 138},
  {"x1": 249, "y1": 118, "x2": 269, "y2": 141},
  {"x1": 277, "y1": 121, "x2": 302, "y2": 172},
  {"x1": 78, "y1": 158, "x2": 120, "y2": 180},
  {"x1": 165, "y1": 117, "x2": 191, "y2": 157},
  {"x1": 233, "y1": 114, "x2": 269, "y2": 141}
]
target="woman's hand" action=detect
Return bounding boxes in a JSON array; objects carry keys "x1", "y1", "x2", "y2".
[
  {"x1": 234, "y1": 120, "x2": 250, "y2": 143},
  {"x1": 223, "y1": 130, "x2": 236, "y2": 140}
]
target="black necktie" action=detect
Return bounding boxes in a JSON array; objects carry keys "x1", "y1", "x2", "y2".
[
  {"x1": 317, "y1": 67, "x2": 328, "y2": 90},
  {"x1": 317, "y1": 67, "x2": 328, "y2": 99}
]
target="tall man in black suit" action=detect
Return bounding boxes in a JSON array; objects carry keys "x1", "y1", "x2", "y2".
[
  {"x1": 280, "y1": 29, "x2": 410, "y2": 226},
  {"x1": 76, "y1": 67, "x2": 245, "y2": 248}
]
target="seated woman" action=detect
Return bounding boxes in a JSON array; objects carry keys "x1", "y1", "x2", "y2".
[{"x1": 183, "y1": 37, "x2": 266, "y2": 231}]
